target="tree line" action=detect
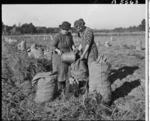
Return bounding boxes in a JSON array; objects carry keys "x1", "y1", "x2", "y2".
[
  {"x1": 2, "y1": 22, "x2": 61, "y2": 35},
  {"x1": 2, "y1": 19, "x2": 145, "y2": 35},
  {"x1": 93, "y1": 19, "x2": 145, "y2": 33}
]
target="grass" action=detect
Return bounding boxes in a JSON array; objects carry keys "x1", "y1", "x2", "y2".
[{"x1": 2, "y1": 34, "x2": 145, "y2": 120}]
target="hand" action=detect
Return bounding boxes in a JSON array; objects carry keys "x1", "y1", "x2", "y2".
[
  {"x1": 74, "y1": 79, "x2": 79, "y2": 84},
  {"x1": 57, "y1": 50, "x2": 62, "y2": 55},
  {"x1": 55, "y1": 48, "x2": 62, "y2": 55},
  {"x1": 73, "y1": 48, "x2": 78, "y2": 54},
  {"x1": 72, "y1": 47, "x2": 76, "y2": 51},
  {"x1": 69, "y1": 77, "x2": 74, "y2": 84},
  {"x1": 78, "y1": 44, "x2": 82, "y2": 51}
]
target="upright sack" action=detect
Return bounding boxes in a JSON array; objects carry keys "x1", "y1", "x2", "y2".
[
  {"x1": 71, "y1": 59, "x2": 88, "y2": 81},
  {"x1": 32, "y1": 72, "x2": 57, "y2": 104},
  {"x1": 89, "y1": 55, "x2": 112, "y2": 104}
]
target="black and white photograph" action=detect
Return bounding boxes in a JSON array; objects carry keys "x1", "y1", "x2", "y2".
[{"x1": 2, "y1": 2, "x2": 148, "y2": 120}]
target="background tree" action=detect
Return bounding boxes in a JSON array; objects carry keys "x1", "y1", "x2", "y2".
[
  {"x1": 138, "y1": 19, "x2": 145, "y2": 31},
  {"x1": 36, "y1": 27, "x2": 47, "y2": 34},
  {"x1": 21, "y1": 23, "x2": 36, "y2": 34},
  {"x1": 2, "y1": 18, "x2": 145, "y2": 35}
]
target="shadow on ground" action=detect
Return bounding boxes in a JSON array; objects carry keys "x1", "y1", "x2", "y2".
[
  {"x1": 110, "y1": 79, "x2": 140, "y2": 104},
  {"x1": 108, "y1": 66, "x2": 139, "y2": 84}
]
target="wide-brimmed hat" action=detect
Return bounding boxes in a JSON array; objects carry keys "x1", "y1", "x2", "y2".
[
  {"x1": 59, "y1": 21, "x2": 71, "y2": 30},
  {"x1": 74, "y1": 18, "x2": 85, "y2": 28}
]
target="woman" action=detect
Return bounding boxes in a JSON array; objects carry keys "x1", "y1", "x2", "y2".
[
  {"x1": 51, "y1": 21, "x2": 76, "y2": 98},
  {"x1": 74, "y1": 18, "x2": 98, "y2": 69},
  {"x1": 74, "y1": 19, "x2": 98, "y2": 97}
]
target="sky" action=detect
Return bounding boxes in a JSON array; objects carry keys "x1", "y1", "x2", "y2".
[{"x1": 2, "y1": 4, "x2": 146, "y2": 29}]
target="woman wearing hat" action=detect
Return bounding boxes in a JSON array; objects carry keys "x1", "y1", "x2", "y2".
[
  {"x1": 74, "y1": 18, "x2": 98, "y2": 69},
  {"x1": 51, "y1": 21, "x2": 76, "y2": 98}
]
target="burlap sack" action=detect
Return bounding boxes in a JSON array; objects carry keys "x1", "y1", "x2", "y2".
[
  {"x1": 89, "y1": 55, "x2": 112, "y2": 104},
  {"x1": 136, "y1": 40, "x2": 142, "y2": 51},
  {"x1": 17, "y1": 41, "x2": 26, "y2": 51},
  {"x1": 71, "y1": 59, "x2": 88, "y2": 81},
  {"x1": 32, "y1": 72, "x2": 57, "y2": 104},
  {"x1": 20, "y1": 80, "x2": 32, "y2": 96}
]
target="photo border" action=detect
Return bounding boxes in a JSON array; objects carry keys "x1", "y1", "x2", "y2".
[{"x1": 1, "y1": 1, "x2": 148, "y2": 121}]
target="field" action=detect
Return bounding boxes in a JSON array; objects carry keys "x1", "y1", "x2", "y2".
[{"x1": 2, "y1": 33, "x2": 145, "y2": 120}]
